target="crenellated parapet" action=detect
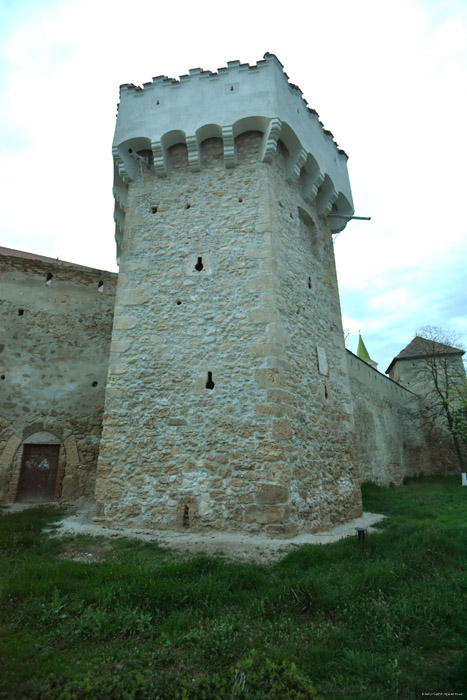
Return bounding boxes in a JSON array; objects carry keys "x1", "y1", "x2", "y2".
[{"x1": 112, "y1": 53, "x2": 355, "y2": 259}]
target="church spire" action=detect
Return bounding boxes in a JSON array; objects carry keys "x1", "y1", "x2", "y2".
[{"x1": 357, "y1": 334, "x2": 378, "y2": 369}]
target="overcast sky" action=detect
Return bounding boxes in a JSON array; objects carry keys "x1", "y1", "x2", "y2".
[{"x1": 1, "y1": 0, "x2": 466, "y2": 372}]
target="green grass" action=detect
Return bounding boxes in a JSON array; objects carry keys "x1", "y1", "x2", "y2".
[{"x1": 1, "y1": 476, "x2": 466, "y2": 699}]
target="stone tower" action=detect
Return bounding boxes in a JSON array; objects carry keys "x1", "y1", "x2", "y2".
[{"x1": 95, "y1": 54, "x2": 362, "y2": 536}]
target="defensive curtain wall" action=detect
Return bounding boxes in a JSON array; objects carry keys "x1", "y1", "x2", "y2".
[
  {"x1": 0, "y1": 248, "x2": 117, "y2": 504},
  {"x1": 387, "y1": 346, "x2": 466, "y2": 474},
  {"x1": 95, "y1": 54, "x2": 362, "y2": 536},
  {"x1": 346, "y1": 351, "x2": 431, "y2": 485}
]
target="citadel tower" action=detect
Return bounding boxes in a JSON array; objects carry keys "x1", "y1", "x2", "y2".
[{"x1": 95, "y1": 54, "x2": 362, "y2": 535}]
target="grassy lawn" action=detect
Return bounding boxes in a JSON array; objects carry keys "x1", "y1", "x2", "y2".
[{"x1": 0, "y1": 475, "x2": 466, "y2": 699}]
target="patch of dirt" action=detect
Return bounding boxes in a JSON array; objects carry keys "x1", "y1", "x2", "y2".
[
  {"x1": 50, "y1": 504, "x2": 385, "y2": 563},
  {"x1": 58, "y1": 541, "x2": 112, "y2": 563},
  {"x1": 4, "y1": 502, "x2": 386, "y2": 563}
]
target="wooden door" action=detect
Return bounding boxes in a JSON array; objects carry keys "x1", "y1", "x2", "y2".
[{"x1": 16, "y1": 444, "x2": 60, "y2": 502}]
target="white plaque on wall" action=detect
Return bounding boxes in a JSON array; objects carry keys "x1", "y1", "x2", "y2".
[{"x1": 317, "y1": 346, "x2": 329, "y2": 377}]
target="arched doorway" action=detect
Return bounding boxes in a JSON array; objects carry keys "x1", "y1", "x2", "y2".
[
  {"x1": 16, "y1": 443, "x2": 61, "y2": 502},
  {"x1": 13, "y1": 432, "x2": 64, "y2": 503}
]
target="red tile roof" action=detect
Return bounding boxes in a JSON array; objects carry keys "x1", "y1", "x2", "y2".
[{"x1": 386, "y1": 336, "x2": 464, "y2": 374}]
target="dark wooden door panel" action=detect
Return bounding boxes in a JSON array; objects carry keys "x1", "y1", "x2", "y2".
[{"x1": 17, "y1": 444, "x2": 60, "y2": 502}]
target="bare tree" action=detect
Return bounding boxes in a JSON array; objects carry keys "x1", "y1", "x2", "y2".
[
  {"x1": 452, "y1": 382, "x2": 467, "y2": 450},
  {"x1": 414, "y1": 326, "x2": 467, "y2": 474}
]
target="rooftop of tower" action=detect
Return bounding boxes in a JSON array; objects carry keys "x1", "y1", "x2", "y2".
[
  {"x1": 117, "y1": 53, "x2": 348, "y2": 159},
  {"x1": 112, "y1": 54, "x2": 355, "y2": 259}
]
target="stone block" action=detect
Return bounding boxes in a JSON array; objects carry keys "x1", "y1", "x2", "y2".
[
  {"x1": 264, "y1": 463, "x2": 290, "y2": 481},
  {"x1": 113, "y1": 316, "x2": 138, "y2": 330},
  {"x1": 123, "y1": 504, "x2": 142, "y2": 517},
  {"x1": 271, "y1": 419, "x2": 293, "y2": 440},
  {"x1": 121, "y1": 261, "x2": 148, "y2": 272},
  {"x1": 248, "y1": 275, "x2": 278, "y2": 292},
  {"x1": 266, "y1": 389, "x2": 295, "y2": 404},
  {"x1": 182, "y1": 460, "x2": 197, "y2": 473},
  {"x1": 249, "y1": 343, "x2": 285, "y2": 358},
  {"x1": 256, "y1": 484, "x2": 289, "y2": 504},
  {"x1": 245, "y1": 504, "x2": 287, "y2": 524},
  {"x1": 0, "y1": 436, "x2": 21, "y2": 465},
  {"x1": 244, "y1": 245, "x2": 271, "y2": 259},
  {"x1": 254, "y1": 403, "x2": 285, "y2": 417},
  {"x1": 61, "y1": 470, "x2": 79, "y2": 501},
  {"x1": 237, "y1": 424, "x2": 255, "y2": 438},
  {"x1": 247, "y1": 308, "x2": 279, "y2": 324},
  {"x1": 260, "y1": 259, "x2": 278, "y2": 273},
  {"x1": 255, "y1": 442, "x2": 286, "y2": 462},
  {"x1": 95, "y1": 459, "x2": 112, "y2": 477},
  {"x1": 235, "y1": 491, "x2": 254, "y2": 504},
  {"x1": 109, "y1": 364, "x2": 127, "y2": 375},
  {"x1": 266, "y1": 357, "x2": 291, "y2": 371},
  {"x1": 146, "y1": 464, "x2": 162, "y2": 476},
  {"x1": 266, "y1": 322, "x2": 290, "y2": 345},
  {"x1": 265, "y1": 523, "x2": 298, "y2": 538},
  {"x1": 255, "y1": 368, "x2": 287, "y2": 389},
  {"x1": 94, "y1": 479, "x2": 123, "y2": 500},
  {"x1": 110, "y1": 340, "x2": 132, "y2": 354},
  {"x1": 118, "y1": 289, "x2": 149, "y2": 306},
  {"x1": 64, "y1": 435, "x2": 79, "y2": 465}
]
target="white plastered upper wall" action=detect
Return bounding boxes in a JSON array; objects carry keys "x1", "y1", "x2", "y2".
[{"x1": 112, "y1": 54, "x2": 355, "y2": 255}]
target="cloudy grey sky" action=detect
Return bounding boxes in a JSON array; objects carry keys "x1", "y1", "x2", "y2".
[{"x1": 1, "y1": 0, "x2": 466, "y2": 372}]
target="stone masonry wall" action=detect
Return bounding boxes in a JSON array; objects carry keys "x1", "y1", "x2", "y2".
[
  {"x1": 0, "y1": 252, "x2": 117, "y2": 502},
  {"x1": 95, "y1": 132, "x2": 362, "y2": 535},
  {"x1": 266, "y1": 143, "x2": 362, "y2": 531},
  {"x1": 389, "y1": 355, "x2": 465, "y2": 473},
  {"x1": 347, "y1": 351, "x2": 431, "y2": 485}
]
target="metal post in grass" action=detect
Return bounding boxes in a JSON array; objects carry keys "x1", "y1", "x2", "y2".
[{"x1": 355, "y1": 527, "x2": 367, "y2": 545}]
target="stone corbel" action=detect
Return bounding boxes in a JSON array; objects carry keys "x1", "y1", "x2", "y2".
[
  {"x1": 151, "y1": 140, "x2": 168, "y2": 177},
  {"x1": 114, "y1": 210, "x2": 124, "y2": 263},
  {"x1": 316, "y1": 183, "x2": 338, "y2": 217},
  {"x1": 303, "y1": 171, "x2": 325, "y2": 204},
  {"x1": 260, "y1": 118, "x2": 282, "y2": 163},
  {"x1": 114, "y1": 206, "x2": 125, "y2": 234},
  {"x1": 285, "y1": 147, "x2": 307, "y2": 185},
  {"x1": 186, "y1": 135, "x2": 201, "y2": 172},
  {"x1": 222, "y1": 126, "x2": 236, "y2": 168},
  {"x1": 112, "y1": 147, "x2": 133, "y2": 184},
  {"x1": 113, "y1": 185, "x2": 128, "y2": 212}
]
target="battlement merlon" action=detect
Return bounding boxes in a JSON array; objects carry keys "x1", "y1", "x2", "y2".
[{"x1": 112, "y1": 54, "x2": 354, "y2": 233}]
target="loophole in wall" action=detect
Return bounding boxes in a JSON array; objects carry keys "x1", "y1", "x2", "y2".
[{"x1": 206, "y1": 371, "x2": 215, "y2": 390}]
